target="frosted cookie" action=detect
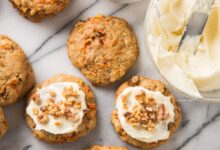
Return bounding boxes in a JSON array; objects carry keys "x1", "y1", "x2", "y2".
[
  {"x1": 25, "y1": 74, "x2": 96, "y2": 143},
  {"x1": 10, "y1": 0, "x2": 70, "y2": 22},
  {"x1": 0, "y1": 35, "x2": 35, "y2": 106},
  {"x1": 0, "y1": 107, "x2": 8, "y2": 138},
  {"x1": 67, "y1": 15, "x2": 139, "y2": 86},
  {"x1": 111, "y1": 76, "x2": 181, "y2": 149},
  {"x1": 86, "y1": 145, "x2": 128, "y2": 150}
]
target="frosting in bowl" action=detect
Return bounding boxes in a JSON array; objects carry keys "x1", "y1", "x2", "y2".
[
  {"x1": 116, "y1": 86, "x2": 175, "y2": 143},
  {"x1": 147, "y1": 0, "x2": 220, "y2": 98},
  {"x1": 26, "y1": 82, "x2": 87, "y2": 134}
]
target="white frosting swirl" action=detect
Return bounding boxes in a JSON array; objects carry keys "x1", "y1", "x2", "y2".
[
  {"x1": 26, "y1": 82, "x2": 87, "y2": 134},
  {"x1": 116, "y1": 86, "x2": 175, "y2": 143},
  {"x1": 147, "y1": 0, "x2": 220, "y2": 98}
]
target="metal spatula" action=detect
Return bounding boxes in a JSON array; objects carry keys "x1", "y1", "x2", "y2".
[{"x1": 177, "y1": 0, "x2": 215, "y2": 54}]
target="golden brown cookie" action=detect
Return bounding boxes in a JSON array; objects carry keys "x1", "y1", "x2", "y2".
[
  {"x1": 86, "y1": 145, "x2": 128, "y2": 150},
  {"x1": 25, "y1": 74, "x2": 96, "y2": 143},
  {"x1": 111, "y1": 76, "x2": 181, "y2": 149},
  {"x1": 10, "y1": 0, "x2": 70, "y2": 22},
  {"x1": 0, "y1": 35, "x2": 35, "y2": 106},
  {"x1": 20, "y1": 62, "x2": 35, "y2": 98},
  {"x1": 67, "y1": 15, "x2": 139, "y2": 86},
  {"x1": 0, "y1": 107, "x2": 8, "y2": 138}
]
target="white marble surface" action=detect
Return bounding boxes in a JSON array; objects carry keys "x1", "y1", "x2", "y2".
[{"x1": 1, "y1": 0, "x2": 220, "y2": 150}]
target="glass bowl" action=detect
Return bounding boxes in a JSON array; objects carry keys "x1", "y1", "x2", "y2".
[{"x1": 144, "y1": 0, "x2": 220, "y2": 102}]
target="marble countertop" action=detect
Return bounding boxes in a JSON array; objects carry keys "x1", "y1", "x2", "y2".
[{"x1": 1, "y1": 0, "x2": 220, "y2": 150}]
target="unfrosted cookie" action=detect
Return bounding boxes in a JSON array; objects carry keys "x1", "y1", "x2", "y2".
[
  {"x1": 86, "y1": 145, "x2": 128, "y2": 150},
  {"x1": 25, "y1": 74, "x2": 96, "y2": 143},
  {"x1": 111, "y1": 76, "x2": 181, "y2": 149},
  {"x1": 10, "y1": 0, "x2": 70, "y2": 22},
  {"x1": 0, "y1": 35, "x2": 35, "y2": 106},
  {"x1": 67, "y1": 15, "x2": 139, "y2": 86},
  {"x1": 0, "y1": 107, "x2": 8, "y2": 138}
]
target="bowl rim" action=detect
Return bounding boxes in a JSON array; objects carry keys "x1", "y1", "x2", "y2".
[{"x1": 144, "y1": 0, "x2": 220, "y2": 103}]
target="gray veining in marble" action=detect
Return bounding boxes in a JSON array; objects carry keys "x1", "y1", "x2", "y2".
[{"x1": 1, "y1": 0, "x2": 220, "y2": 150}]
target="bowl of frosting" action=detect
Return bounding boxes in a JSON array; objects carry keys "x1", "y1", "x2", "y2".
[{"x1": 145, "y1": 0, "x2": 220, "y2": 101}]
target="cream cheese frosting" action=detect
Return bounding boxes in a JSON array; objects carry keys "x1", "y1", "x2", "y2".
[
  {"x1": 147, "y1": 0, "x2": 220, "y2": 98},
  {"x1": 116, "y1": 86, "x2": 175, "y2": 143},
  {"x1": 26, "y1": 82, "x2": 87, "y2": 134}
]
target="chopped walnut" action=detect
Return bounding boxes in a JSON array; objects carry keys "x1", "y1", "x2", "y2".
[
  {"x1": 67, "y1": 96, "x2": 76, "y2": 103},
  {"x1": 124, "y1": 112, "x2": 131, "y2": 118},
  {"x1": 63, "y1": 86, "x2": 79, "y2": 98},
  {"x1": 32, "y1": 94, "x2": 41, "y2": 105},
  {"x1": 64, "y1": 100, "x2": 73, "y2": 106},
  {"x1": 54, "y1": 121, "x2": 62, "y2": 127},
  {"x1": 135, "y1": 90, "x2": 146, "y2": 104},
  {"x1": 123, "y1": 91, "x2": 170, "y2": 132},
  {"x1": 40, "y1": 106, "x2": 47, "y2": 112},
  {"x1": 74, "y1": 101, "x2": 82, "y2": 109},
  {"x1": 157, "y1": 104, "x2": 169, "y2": 121},
  {"x1": 121, "y1": 92, "x2": 131, "y2": 109},
  {"x1": 122, "y1": 96, "x2": 128, "y2": 109},
  {"x1": 37, "y1": 113, "x2": 49, "y2": 124},
  {"x1": 145, "y1": 121, "x2": 156, "y2": 132},
  {"x1": 32, "y1": 108, "x2": 39, "y2": 116},
  {"x1": 46, "y1": 98, "x2": 55, "y2": 105},
  {"x1": 65, "y1": 111, "x2": 80, "y2": 122},
  {"x1": 32, "y1": 86, "x2": 84, "y2": 125},
  {"x1": 49, "y1": 90, "x2": 56, "y2": 97},
  {"x1": 129, "y1": 117, "x2": 139, "y2": 127}
]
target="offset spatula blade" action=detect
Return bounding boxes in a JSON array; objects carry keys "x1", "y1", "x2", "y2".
[{"x1": 177, "y1": 0, "x2": 215, "y2": 53}]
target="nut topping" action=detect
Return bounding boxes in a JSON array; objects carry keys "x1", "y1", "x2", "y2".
[
  {"x1": 74, "y1": 101, "x2": 82, "y2": 109},
  {"x1": 49, "y1": 90, "x2": 56, "y2": 97},
  {"x1": 63, "y1": 86, "x2": 79, "y2": 98},
  {"x1": 32, "y1": 108, "x2": 39, "y2": 116},
  {"x1": 65, "y1": 111, "x2": 80, "y2": 122},
  {"x1": 122, "y1": 90, "x2": 170, "y2": 132},
  {"x1": 121, "y1": 92, "x2": 130, "y2": 109},
  {"x1": 31, "y1": 86, "x2": 84, "y2": 125},
  {"x1": 46, "y1": 98, "x2": 55, "y2": 105},
  {"x1": 40, "y1": 106, "x2": 47, "y2": 112},
  {"x1": 54, "y1": 121, "x2": 62, "y2": 127},
  {"x1": 37, "y1": 113, "x2": 49, "y2": 124},
  {"x1": 32, "y1": 94, "x2": 41, "y2": 105},
  {"x1": 157, "y1": 104, "x2": 169, "y2": 121}
]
